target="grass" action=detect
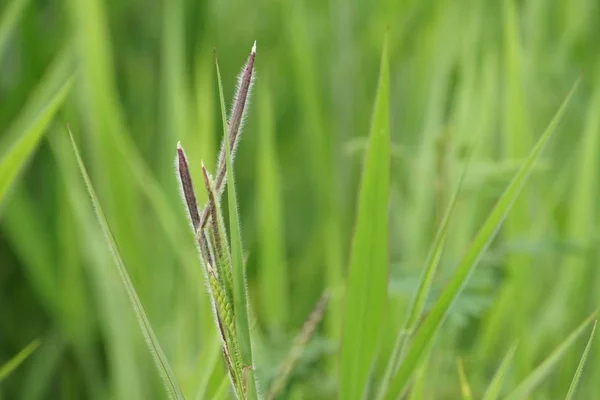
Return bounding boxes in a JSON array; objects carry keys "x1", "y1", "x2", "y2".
[{"x1": 2, "y1": 0, "x2": 600, "y2": 399}]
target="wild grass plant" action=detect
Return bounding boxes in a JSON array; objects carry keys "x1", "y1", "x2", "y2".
[{"x1": 2, "y1": 0, "x2": 600, "y2": 399}]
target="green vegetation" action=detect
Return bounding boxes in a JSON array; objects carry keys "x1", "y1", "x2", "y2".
[{"x1": 2, "y1": 0, "x2": 600, "y2": 399}]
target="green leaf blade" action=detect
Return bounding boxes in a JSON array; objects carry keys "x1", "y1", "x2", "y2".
[
  {"x1": 482, "y1": 343, "x2": 518, "y2": 400},
  {"x1": 0, "y1": 338, "x2": 40, "y2": 382},
  {"x1": 505, "y1": 312, "x2": 596, "y2": 400},
  {"x1": 339, "y1": 37, "x2": 390, "y2": 400},
  {"x1": 67, "y1": 130, "x2": 184, "y2": 400},
  {"x1": 385, "y1": 79, "x2": 580, "y2": 399},
  {"x1": 565, "y1": 320, "x2": 597, "y2": 400}
]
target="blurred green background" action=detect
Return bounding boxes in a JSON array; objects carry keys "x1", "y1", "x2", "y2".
[{"x1": 1, "y1": 0, "x2": 599, "y2": 398}]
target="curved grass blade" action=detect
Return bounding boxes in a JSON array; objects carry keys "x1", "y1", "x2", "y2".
[
  {"x1": 339, "y1": 35, "x2": 390, "y2": 400},
  {"x1": 565, "y1": 320, "x2": 597, "y2": 400},
  {"x1": 0, "y1": 338, "x2": 40, "y2": 382},
  {"x1": 505, "y1": 312, "x2": 597, "y2": 400},
  {"x1": 482, "y1": 343, "x2": 518, "y2": 400},
  {"x1": 0, "y1": 77, "x2": 73, "y2": 209},
  {"x1": 385, "y1": 79, "x2": 580, "y2": 399},
  {"x1": 67, "y1": 130, "x2": 185, "y2": 400},
  {"x1": 214, "y1": 43, "x2": 258, "y2": 399}
]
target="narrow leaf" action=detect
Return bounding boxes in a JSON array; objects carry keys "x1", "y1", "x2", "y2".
[
  {"x1": 386, "y1": 79, "x2": 580, "y2": 399},
  {"x1": 267, "y1": 290, "x2": 330, "y2": 399},
  {"x1": 0, "y1": 338, "x2": 40, "y2": 382},
  {"x1": 339, "y1": 36, "x2": 390, "y2": 400},
  {"x1": 377, "y1": 147, "x2": 473, "y2": 399},
  {"x1": 565, "y1": 320, "x2": 597, "y2": 400},
  {"x1": 457, "y1": 358, "x2": 473, "y2": 400},
  {"x1": 68, "y1": 129, "x2": 185, "y2": 400},
  {"x1": 482, "y1": 343, "x2": 518, "y2": 400},
  {"x1": 505, "y1": 312, "x2": 597, "y2": 400}
]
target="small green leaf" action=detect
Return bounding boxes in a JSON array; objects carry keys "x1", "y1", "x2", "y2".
[
  {"x1": 68, "y1": 130, "x2": 184, "y2": 400},
  {"x1": 339, "y1": 35, "x2": 390, "y2": 400},
  {"x1": 385, "y1": 79, "x2": 580, "y2": 399},
  {"x1": 0, "y1": 338, "x2": 40, "y2": 382},
  {"x1": 482, "y1": 343, "x2": 518, "y2": 400},
  {"x1": 565, "y1": 320, "x2": 597, "y2": 400},
  {"x1": 505, "y1": 312, "x2": 597, "y2": 400}
]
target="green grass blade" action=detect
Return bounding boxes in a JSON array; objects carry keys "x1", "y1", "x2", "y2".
[
  {"x1": 339, "y1": 36, "x2": 390, "y2": 400},
  {"x1": 67, "y1": 130, "x2": 184, "y2": 400},
  {"x1": 482, "y1": 343, "x2": 518, "y2": 400},
  {"x1": 0, "y1": 339, "x2": 40, "y2": 382},
  {"x1": 456, "y1": 358, "x2": 473, "y2": 400},
  {"x1": 505, "y1": 312, "x2": 596, "y2": 400},
  {"x1": 564, "y1": 320, "x2": 597, "y2": 400},
  {"x1": 0, "y1": 0, "x2": 30, "y2": 59},
  {"x1": 214, "y1": 48, "x2": 258, "y2": 399},
  {"x1": 0, "y1": 77, "x2": 73, "y2": 208},
  {"x1": 385, "y1": 80, "x2": 580, "y2": 399},
  {"x1": 377, "y1": 146, "x2": 473, "y2": 400}
]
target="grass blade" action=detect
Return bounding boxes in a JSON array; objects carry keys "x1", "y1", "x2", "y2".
[
  {"x1": 214, "y1": 44, "x2": 258, "y2": 399},
  {"x1": 564, "y1": 320, "x2": 596, "y2": 400},
  {"x1": 505, "y1": 312, "x2": 596, "y2": 400},
  {"x1": 0, "y1": 0, "x2": 30, "y2": 59},
  {"x1": 482, "y1": 343, "x2": 518, "y2": 400},
  {"x1": 0, "y1": 338, "x2": 40, "y2": 382},
  {"x1": 0, "y1": 77, "x2": 73, "y2": 208},
  {"x1": 339, "y1": 36, "x2": 390, "y2": 400},
  {"x1": 377, "y1": 145, "x2": 473, "y2": 399},
  {"x1": 385, "y1": 79, "x2": 580, "y2": 399},
  {"x1": 67, "y1": 129, "x2": 184, "y2": 400},
  {"x1": 456, "y1": 358, "x2": 473, "y2": 400},
  {"x1": 267, "y1": 290, "x2": 330, "y2": 399}
]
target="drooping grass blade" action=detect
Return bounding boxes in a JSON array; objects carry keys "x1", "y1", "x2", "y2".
[
  {"x1": 68, "y1": 129, "x2": 185, "y2": 400},
  {"x1": 339, "y1": 36, "x2": 390, "y2": 400}
]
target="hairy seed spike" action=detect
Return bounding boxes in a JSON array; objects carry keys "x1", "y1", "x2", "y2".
[
  {"x1": 176, "y1": 142, "x2": 201, "y2": 230},
  {"x1": 202, "y1": 164, "x2": 224, "y2": 259},
  {"x1": 199, "y1": 42, "x2": 257, "y2": 230},
  {"x1": 201, "y1": 163, "x2": 235, "y2": 308}
]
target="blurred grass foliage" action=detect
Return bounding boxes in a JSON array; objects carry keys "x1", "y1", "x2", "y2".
[{"x1": 1, "y1": 0, "x2": 600, "y2": 399}]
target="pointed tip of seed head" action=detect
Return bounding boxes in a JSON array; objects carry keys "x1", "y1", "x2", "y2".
[
  {"x1": 251, "y1": 40, "x2": 256, "y2": 54},
  {"x1": 177, "y1": 140, "x2": 182, "y2": 150}
]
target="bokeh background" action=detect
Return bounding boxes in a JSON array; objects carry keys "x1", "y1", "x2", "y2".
[{"x1": 1, "y1": 0, "x2": 600, "y2": 398}]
